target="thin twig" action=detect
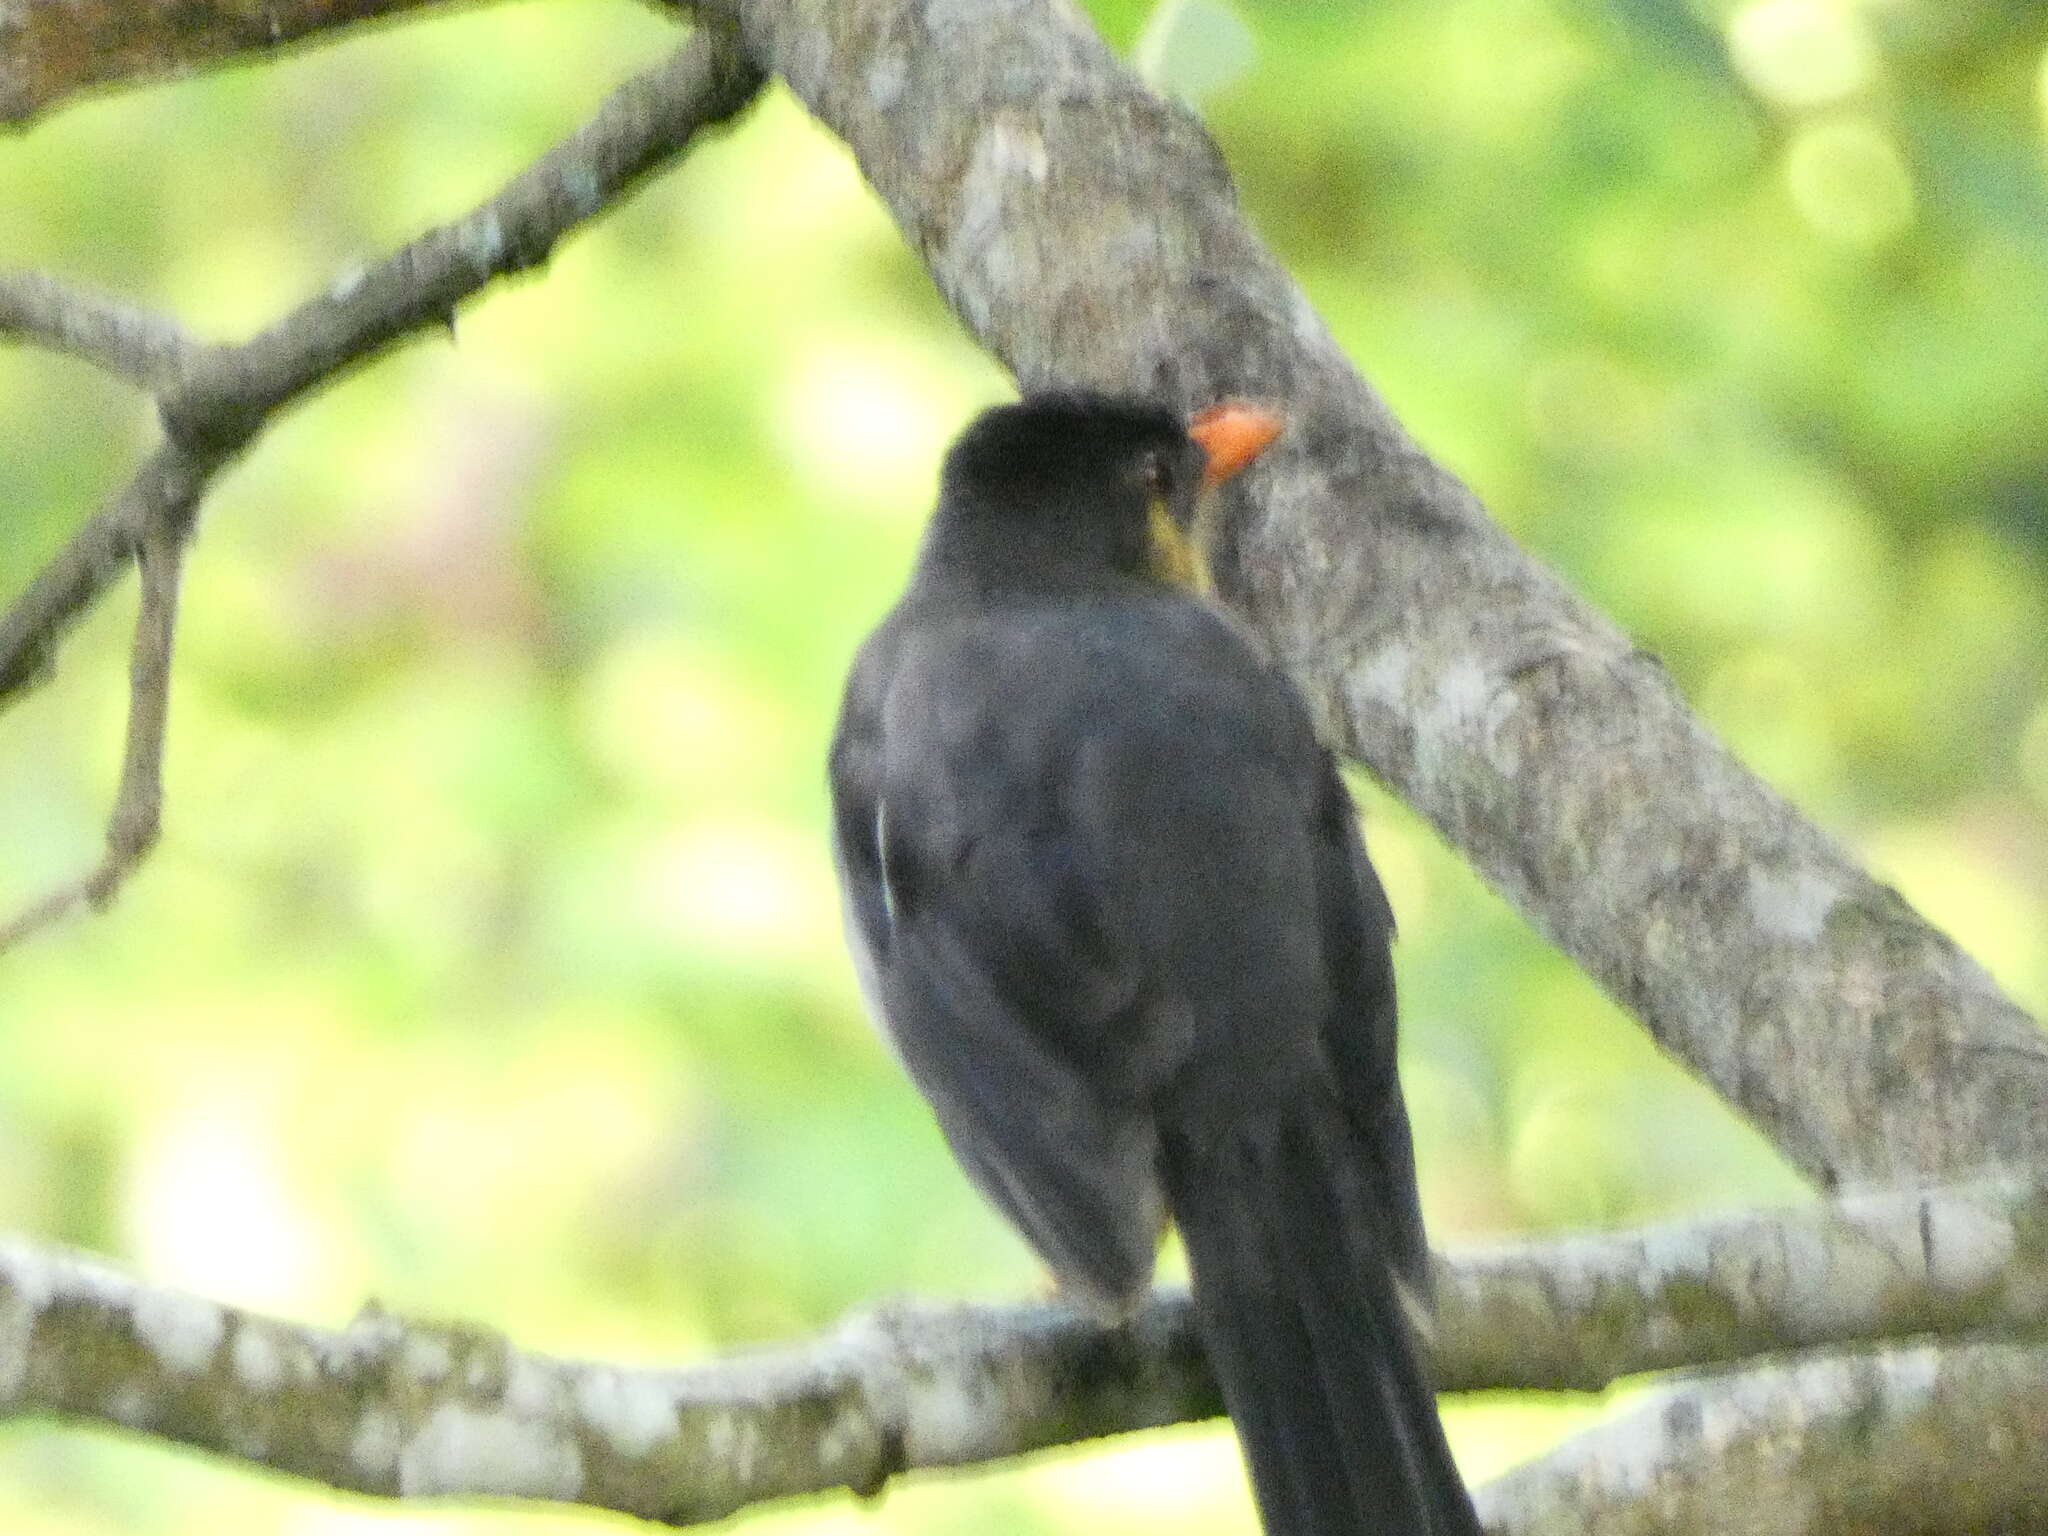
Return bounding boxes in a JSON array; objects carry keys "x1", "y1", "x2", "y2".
[
  {"x1": 0, "y1": 518, "x2": 187, "y2": 950},
  {"x1": 0, "y1": 272, "x2": 214, "y2": 387},
  {"x1": 0, "y1": 446, "x2": 197, "y2": 713},
  {"x1": 163, "y1": 30, "x2": 766, "y2": 447},
  {"x1": 0, "y1": 518, "x2": 188, "y2": 950},
  {"x1": 99, "y1": 517, "x2": 188, "y2": 892}
]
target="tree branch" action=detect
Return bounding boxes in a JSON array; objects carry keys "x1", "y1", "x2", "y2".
[
  {"x1": 0, "y1": 1231, "x2": 1216, "y2": 1525},
  {"x1": 1479, "y1": 1341, "x2": 2048, "y2": 1535},
  {"x1": 0, "y1": 272, "x2": 214, "y2": 385},
  {"x1": 0, "y1": 445, "x2": 195, "y2": 709},
  {"x1": 0, "y1": 0, "x2": 489, "y2": 128},
  {"x1": 703, "y1": 0, "x2": 2048, "y2": 1192},
  {"x1": 5, "y1": 1176, "x2": 2046, "y2": 1527},
  {"x1": 0, "y1": 512, "x2": 188, "y2": 947},
  {"x1": 0, "y1": 24, "x2": 764, "y2": 951},
  {"x1": 159, "y1": 27, "x2": 764, "y2": 450},
  {"x1": 1432, "y1": 1174, "x2": 2048, "y2": 1394}
]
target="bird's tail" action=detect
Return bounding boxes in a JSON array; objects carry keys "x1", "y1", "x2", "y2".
[{"x1": 1159, "y1": 1114, "x2": 1480, "y2": 1536}]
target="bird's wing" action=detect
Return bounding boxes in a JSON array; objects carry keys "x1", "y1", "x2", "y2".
[
  {"x1": 829, "y1": 635, "x2": 1160, "y2": 1312},
  {"x1": 880, "y1": 826, "x2": 1164, "y2": 1312},
  {"x1": 1307, "y1": 753, "x2": 1432, "y2": 1297}
]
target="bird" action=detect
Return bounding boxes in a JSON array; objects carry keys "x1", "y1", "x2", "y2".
[{"x1": 827, "y1": 390, "x2": 1481, "y2": 1536}]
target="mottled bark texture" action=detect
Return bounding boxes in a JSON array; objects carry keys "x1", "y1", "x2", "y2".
[
  {"x1": 0, "y1": 1235, "x2": 1189, "y2": 1522},
  {"x1": 1479, "y1": 1342, "x2": 2048, "y2": 1536},
  {"x1": 1432, "y1": 1174, "x2": 2048, "y2": 1395},
  {"x1": 0, "y1": 1234, "x2": 1214, "y2": 1522},
  {"x1": 5, "y1": 1179, "x2": 2047, "y2": 1525},
  {"x1": 0, "y1": 0, "x2": 478, "y2": 125},
  {"x1": 700, "y1": 0, "x2": 2048, "y2": 1193}
]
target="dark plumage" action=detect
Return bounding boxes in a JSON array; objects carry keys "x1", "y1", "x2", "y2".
[{"x1": 828, "y1": 391, "x2": 1480, "y2": 1535}]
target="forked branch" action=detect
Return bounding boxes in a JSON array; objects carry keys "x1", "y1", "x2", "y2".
[{"x1": 0, "y1": 25, "x2": 764, "y2": 952}]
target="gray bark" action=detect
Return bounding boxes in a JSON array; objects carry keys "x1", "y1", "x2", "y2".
[
  {"x1": 1480, "y1": 1342, "x2": 2048, "y2": 1536},
  {"x1": 6, "y1": 1177, "x2": 2047, "y2": 1528},
  {"x1": 0, "y1": 0, "x2": 494, "y2": 126},
  {"x1": 1433, "y1": 1174, "x2": 2048, "y2": 1393}
]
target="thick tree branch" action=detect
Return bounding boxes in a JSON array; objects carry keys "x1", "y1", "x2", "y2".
[
  {"x1": 0, "y1": 1232, "x2": 1214, "y2": 1525},
  {"x1": 0, "y1": 25, "x2": 763, "y2": 950},
  {"x1": 0, "y1": 0, "x2": 485, "y2": 127},
  {"x1": 1479, "y1": 1341, "x2": 2048, "y2": 1535},
  {"x1": 1432, "y1": 1174, "x2": 2048, "y2": 1394},
  {"x1": 705, "y1": 0, "x2": 2048, "y2": 1192},
  {"x1": 5, "y1": 1176, "x2": 2047, "y2": 1526}
]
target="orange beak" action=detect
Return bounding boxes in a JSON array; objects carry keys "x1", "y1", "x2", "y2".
[{"x1": 1188, "y1": 401, "x2": 1284, "y2": 490}]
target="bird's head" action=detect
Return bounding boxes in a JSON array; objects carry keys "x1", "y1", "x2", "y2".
[{"x1": 935, "y1": 392, "x2": 1284, "y2": 594}]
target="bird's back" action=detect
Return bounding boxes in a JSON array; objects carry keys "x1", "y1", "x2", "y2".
[{"x1": 841, "y1": 579, "x2": 1341, "y2": 1111}]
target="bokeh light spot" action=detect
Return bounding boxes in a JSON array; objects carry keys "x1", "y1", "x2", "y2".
[
  {"x1": 640, "y1": 819, "x2": 838, "y2": 966},
  {"x1": 1729, "y1": 0, "x2": 1879, "y2": 109},
  {"x1": 1784, "y1": 117, "x2": 1915, "y2": 246},
  {"x1": 124, "y1": 1071, "x2": 345, "y2": 1315}
]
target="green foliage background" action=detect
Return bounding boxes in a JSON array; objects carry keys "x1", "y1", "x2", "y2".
[{"x1": 2, "y1": 0, "x2": 2045, "y2": 1529}]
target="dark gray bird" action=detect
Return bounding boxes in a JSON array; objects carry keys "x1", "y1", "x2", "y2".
[{"x1": 828, "y1": 392, "x2": 1479, "y2": 1535}]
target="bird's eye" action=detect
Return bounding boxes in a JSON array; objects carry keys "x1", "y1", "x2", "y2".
[{"x1": 1139, "y1": 452, "x2": 1170, "y2": 494}]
